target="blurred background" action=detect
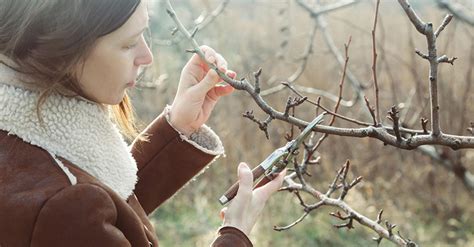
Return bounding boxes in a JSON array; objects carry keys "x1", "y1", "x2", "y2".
[{"x1": 129, "y1": 0, "x2": 474, "y2": 246}]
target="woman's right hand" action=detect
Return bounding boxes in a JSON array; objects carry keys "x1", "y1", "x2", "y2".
[{"x1": 219, "y1": 162, "x2": 287, "y2": 236}]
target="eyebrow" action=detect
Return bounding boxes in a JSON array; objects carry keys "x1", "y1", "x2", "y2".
[
  {"x1": 128, "y1": 16, "x2": 150, "y2": 38},
  {"x1": 128, "y1": 25, "x2": 149, "y2": 39}
]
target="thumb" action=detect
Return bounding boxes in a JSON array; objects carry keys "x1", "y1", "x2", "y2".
[
  {"x1": 192, "y1": 69, "x2": 220, "y2": 96},
  {"x1": 219, "y1": 207, "x2": 228, "y2": 220},
  {"x1": 232, "y1": 163, "x2": 254, "y2": 206}
]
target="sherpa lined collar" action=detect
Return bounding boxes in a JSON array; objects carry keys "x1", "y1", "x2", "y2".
[{"x1": 0, "y1": 61, "x2": 138, "y2": 200}]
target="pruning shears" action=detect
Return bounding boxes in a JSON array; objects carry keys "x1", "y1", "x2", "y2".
[{"x1": 218, "y1": 112, "x2": 326, "y2": 205}]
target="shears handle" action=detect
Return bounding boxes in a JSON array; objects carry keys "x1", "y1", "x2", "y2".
[
  {"x1": 253, "y1": 173, "x2": 279, "y2": 189},
  {"x1": 218, "y1": 165, "x2": 266, "y2": 205}
]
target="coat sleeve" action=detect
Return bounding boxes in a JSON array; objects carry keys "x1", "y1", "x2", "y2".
[
  {"x1": 211, "y1": 227, "x2": 253, "y2": 247},
  {"x1": 30, "y1": 184, "x2": 131, "y2": 247},
  {"x1": 130, "y1": 107, "x2": 225, "y2": 214}
]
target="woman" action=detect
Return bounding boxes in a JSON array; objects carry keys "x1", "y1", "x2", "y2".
[{"x1": 0, "y1": 0, "x2": 285, "y2": 246}]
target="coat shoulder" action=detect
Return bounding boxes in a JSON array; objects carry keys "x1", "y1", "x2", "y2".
[
  {"x1": 0, "y1": 131, "x2": 84, "y2": 245},
  {"x1": 0, "y1": 130, "x2": 73, "y2": 192}
]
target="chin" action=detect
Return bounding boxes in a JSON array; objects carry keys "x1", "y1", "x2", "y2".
[{"x1": 102, "y1": 94, "x2": 126, "y2": 106}]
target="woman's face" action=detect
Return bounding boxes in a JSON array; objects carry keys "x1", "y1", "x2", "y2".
[{"x1": 75, "y1": 1, "x2": 153, "y2": 105}]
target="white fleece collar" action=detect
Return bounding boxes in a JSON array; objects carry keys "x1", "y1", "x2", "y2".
[{"x1": 0, "y1": 63, "x2": 137, "y2": 200}]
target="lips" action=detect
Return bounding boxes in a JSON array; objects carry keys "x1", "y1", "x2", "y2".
[{"x1": 126, "y1": 80, "x2": 136, "y2": 87}]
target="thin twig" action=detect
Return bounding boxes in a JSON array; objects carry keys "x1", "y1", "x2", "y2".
[
  {"x1": 436, "y1": 0, "x2": 474, "y2": 26},
  {"x1": 371, "y1": 0, "x2": 382, "y2": 125},
  {"x1": 242, "y1": 110, "x2": 273, "y2": 140},
  {"x1": 434, "y1": 14, "x2": 453, "y2": 38},
  {"x1": 280, "y1": 162, "x2": 417, "y2": 246},
  {"x1": 312, "y1": 36, "x2": 352, "y2": 151},
  {"x1": 398, "y1": 0, "x2": 451, "y2": 137},
  {"x1": 387, "y1": 106, "x2": 402, "y2": 142},
  {"x1": 296, "y1": 0, "x2": 366, "y2": 107},
  {"x1": 365, "y1": 96, "x2": 377, "y2": 126},
  {"x1": 156, "y1": 0, "x2": 231, "y2": 46},
  {"x1": 421, "y1": 118, "x2": 429, "y2": 134},
  {"x1": 261, "y1": 22, "x2": 318, "y2": 96}
]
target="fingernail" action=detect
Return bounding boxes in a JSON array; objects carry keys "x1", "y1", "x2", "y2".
[
  {"x1": 238, "y1": 162, "x2": 248, "y2": 170},
  {"x1": 208, "y1": 56, "x2": 215, "y2": 63}
]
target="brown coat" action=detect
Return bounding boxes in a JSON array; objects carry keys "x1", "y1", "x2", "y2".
[{"x1": 0, "y1": 113, "x2": 252, "y2": 247}]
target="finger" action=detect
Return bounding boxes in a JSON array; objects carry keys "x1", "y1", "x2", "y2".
[
  {"x1": 253, "y1": 169, "x2": 287, "y2": 202},
  {"x1": 253, "y1": 175, "x2": 275, "y2": 189},
  {"x1": 219, "y1": 207, "x2": 228, "y2": 220},
  {"x1": 207, "y1": 70, "x2": 235, "y2": 99},
  {"x1": 201, "y1": 45, "x2": 218, "y2": 65},
  {"x1": 202, "y1": 96, "x2": 218, "y2": 118},
  {"x1": 191, "y1": 69, "x2": 220, "y2": 96},
  {"x1": 183, "y1": 45, "x2": 217, "y2": 72},
  {"x1": 215, "y1": 69, "x2": 236, "y2": 85},
  {"x1": 215, "y1": 53, "x2": 228, "y2": 73},
  {"x1": 266, "y1": 169, "x2": 287, "y2": 192},
  {"x1": 232, "y1": 162, "x2": 254, "y2": 207},
  {"x1": 211, "y1": 84, "x2": 234, "y2": 98},
  {"x1": 214, "y1": 69, "x2": 235, "y2": 84},
  {"x1": 226, "y1": 70, "x2": 237, "y2": 79},
  {"x1": 270, "y1": 169, "x2": 287, "y2": 191}
]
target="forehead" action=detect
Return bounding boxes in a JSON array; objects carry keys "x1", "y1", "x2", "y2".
[{"x1": 109, "y1": 1, "x2": 149, "y2": 37}]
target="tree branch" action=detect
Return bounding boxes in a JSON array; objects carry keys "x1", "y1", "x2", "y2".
[
  {"x1": 295, "y1": 0, "x2": 367, "y2": 108},
  {"x1": 398, "y1": 0, "x2": 454, "y2": 137},
  {"x1": 278, "y1": 161, "x2": 418, "y2": 246},
  {"x1": 436, "y1": 0, "x2": 474, "y2": 26},
  {"x1": 156, "y1": 0, "x2": 230, "y2": 46}
]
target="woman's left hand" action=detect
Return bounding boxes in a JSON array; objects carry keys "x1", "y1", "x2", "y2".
[{"x1": 169, "y1": 45, "x2": 236, "y2": 136}]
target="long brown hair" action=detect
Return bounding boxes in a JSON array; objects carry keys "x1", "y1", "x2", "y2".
[{"x1": 0, "y1": 0, "x2": 144, "y2": 141}]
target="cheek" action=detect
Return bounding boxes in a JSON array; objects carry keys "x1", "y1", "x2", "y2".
[
  {"x1": 77, "y1": 51, "x2": 134, "y2": 103},
  {"x1": 85, "y1": 53, "x2": 133, "y2": 85},
  {"x1": 104, "y1": 57, "x2": 133, "y2": 82}
]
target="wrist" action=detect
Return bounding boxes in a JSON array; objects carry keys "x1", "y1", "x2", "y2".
[
  {"x1": 175, "y1": 125, "x2": 195, "y2": 137},
  {"x1": 168, "y1": 108, "x2": 195, "y2": 137},
  {"x1": 222, "y1": 222, "x2": 251, "y2": 236}
]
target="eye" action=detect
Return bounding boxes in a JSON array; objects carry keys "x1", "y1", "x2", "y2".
[{"x1": 125, "y1": 42, "x2": 138, "y2": 50}]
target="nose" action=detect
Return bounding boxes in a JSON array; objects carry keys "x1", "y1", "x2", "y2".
[{"x1": 134, "y1": 39, "x2": 153, "y2": 66}]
